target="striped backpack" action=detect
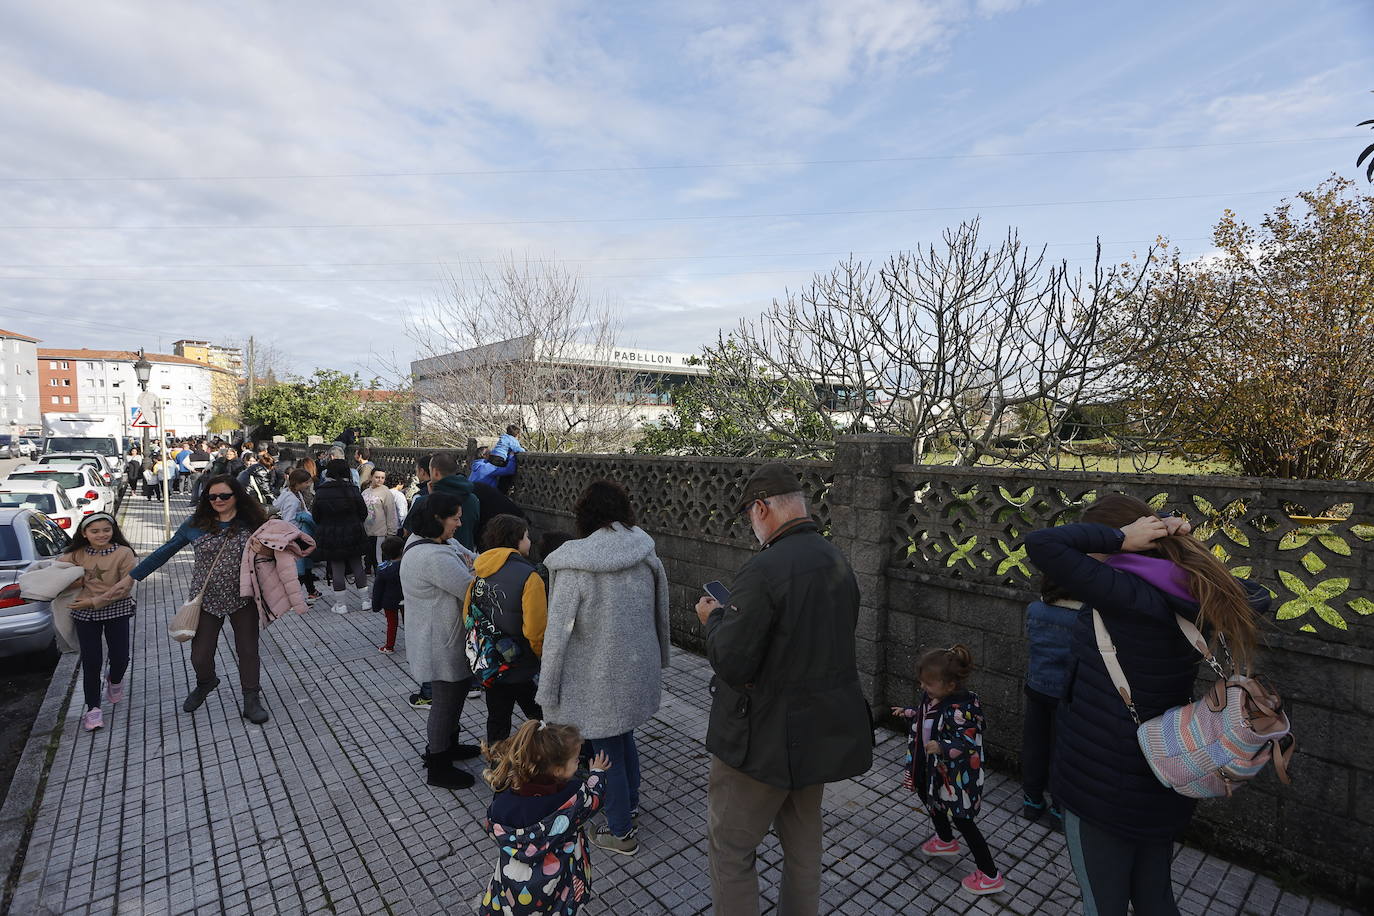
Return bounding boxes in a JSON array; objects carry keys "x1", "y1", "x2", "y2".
[{"x1": 1093, "y1": 609, "x2": 1295, "y2": 798}]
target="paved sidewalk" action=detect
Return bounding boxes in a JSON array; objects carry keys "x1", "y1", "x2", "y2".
[{"x1": 8, "y1": 498, "x2": 1358, "y2": 915}]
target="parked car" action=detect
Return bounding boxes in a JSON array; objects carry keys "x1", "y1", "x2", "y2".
[
  {"x1": 0, "y1": 507, "x2": 71, "y2": 659},
  {"x1": 0, "y1": 435, "x2": 35, "y2": 459},
  {"x1": 0, "y1": 481, "x2": 82, "y2": 532},
  {"x1": 36, "y1": 452, "x2": 116, "y2": 488},
  {"x1": 5, "y1": 465, "x2": 114, "y2": 516}
]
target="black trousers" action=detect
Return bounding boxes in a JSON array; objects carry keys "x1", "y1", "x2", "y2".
[
  {"x1": 917, "y1": 768, "x2": 998, "y2": 877},
  {"x1": 484, "y1": 680, "x2": 542, "y2": 744},
  {"x1": 1022, "y1": 685, "x2": 1059, "y2": 800},
  {"x1": 327, "y1": 556, "x2": 367, "y2": 591},
  {"x1": 75, "y1": 617, "x2": 131, "y2": 709}
]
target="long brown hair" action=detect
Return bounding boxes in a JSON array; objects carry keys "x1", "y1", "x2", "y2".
[
  {"x1": 482, "y1": 720, "x2": 582, "y2": 792},
  {"x1": 917, "y1": 644, "x2": 975, "y2": 688},
  {"x1": 1082, "y1": 492, "x2": 1258, "y2": 669},
  {"x1": 191, "y1": 474, "x2": 268, "y2": 532}
]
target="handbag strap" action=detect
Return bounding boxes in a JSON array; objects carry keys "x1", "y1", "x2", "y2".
[
  {"x1": 1094, "y1": 608, "x2": 1229, "y2": 726},
  {"x1": 191, "y1": 528, "x2": 236, "y2": 602}
]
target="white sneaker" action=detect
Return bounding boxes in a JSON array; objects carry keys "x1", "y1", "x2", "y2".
[{"x1": 332, "y1": 603, "x2": 348, "y2": 615}]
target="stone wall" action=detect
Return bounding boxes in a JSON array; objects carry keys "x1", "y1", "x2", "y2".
[{"x1": 505, "y1": 437, "x2": 1374, "y2": 904}]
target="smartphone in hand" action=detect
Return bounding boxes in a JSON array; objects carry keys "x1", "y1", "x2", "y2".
[{"x1": 704, "y1": 580, "x2": 731, "y2": 606}]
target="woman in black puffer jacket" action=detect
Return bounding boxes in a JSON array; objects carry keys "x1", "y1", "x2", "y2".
[
  {"x1": 309, "y1": 458, "x2": 369, "y2": 613},
  {"x1": 1025, "y1": 493, "x2": 1265, "y2": 916}
]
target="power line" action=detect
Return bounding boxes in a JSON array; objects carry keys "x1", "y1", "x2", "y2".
[
  {"x1": 0, "y1": 237, "x2": 1210, "y2": 271},
  {"x1": 0, "y1": 189, "x2": 1289, "y2": 231},
  {"x1": 0, "y1": 136, "x2": 1355, "y2": 183}
]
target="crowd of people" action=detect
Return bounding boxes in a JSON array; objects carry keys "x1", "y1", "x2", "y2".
[{"x1": 58, "y1": 421, "x2": 1267, "y2": 916}]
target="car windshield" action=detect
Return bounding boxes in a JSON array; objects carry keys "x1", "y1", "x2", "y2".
[
  {"x1": 39, "y1": 456, "x2": 95, "y2": 466},
  {"x1": 44, "y1": 436, "x2": 118, "y2": 456},
  {"x1": 0, "y1": 493, "x2": 55, "y2": 512},
  {"x1": 0, "y1": 435, "x2": 12, "y2": 445},
  {"x1": 8, "y1": 471, "x2": 82, "y2": 489}
]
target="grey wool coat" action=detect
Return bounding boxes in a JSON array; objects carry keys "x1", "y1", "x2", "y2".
[
  {"x1": 400, "y1": 534, "x2": 476, "y2": 683},
  {"x1": 536, "y1": 523, "x2": 671, "y2": 740}
]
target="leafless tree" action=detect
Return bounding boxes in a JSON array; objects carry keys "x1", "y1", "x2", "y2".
[
  {"x1": 702, "y1": 219, "x2": 1210, "y2": 466},
  {"x1": 407, "y1": 257, "x2": 646, "y2": 452}
]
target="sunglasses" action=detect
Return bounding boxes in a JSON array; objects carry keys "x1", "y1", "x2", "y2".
[{"x1": 207, "y1": 492, "x2": 235, "y2": 502}]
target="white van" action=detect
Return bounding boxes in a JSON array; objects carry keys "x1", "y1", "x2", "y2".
[{"x1": 41, "y1": 414, "x2": 124, "y2": 475}]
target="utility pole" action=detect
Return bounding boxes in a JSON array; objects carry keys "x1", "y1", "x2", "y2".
[{"x1": 246, "y1": 336, "x2": 256, "y2": 401}]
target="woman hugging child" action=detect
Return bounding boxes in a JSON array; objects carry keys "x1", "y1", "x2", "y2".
[
  {"x1": 893, "y1": 644, "x2": 1004, "y2": 896},
  {"x1": 481, "y1": 720, "x2": 611, "y2": 915}
]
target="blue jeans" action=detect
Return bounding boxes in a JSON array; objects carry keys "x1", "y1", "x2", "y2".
[{"x1": 589, "y1": 730, "x2": 641, "y2": 836}]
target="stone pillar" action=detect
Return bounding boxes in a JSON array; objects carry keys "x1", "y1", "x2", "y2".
[{"x1": 828, "y1": 434, "x2": 913, "y2": 711}]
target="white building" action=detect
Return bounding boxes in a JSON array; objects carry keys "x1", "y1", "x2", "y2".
[
  {"x1": 38, "y1": 349, "x2": 231, "y2": 438},
  {"x1": 0, "y1": 328, "x2": 41, "y2": 433}
]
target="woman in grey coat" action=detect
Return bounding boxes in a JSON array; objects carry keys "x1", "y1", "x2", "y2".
[
  {"x1": 400, "y1": 491, "x2": 481, "y2": 790},
  {"x1": 537, "y1": 480, "x2": 670, "y2": 856}
]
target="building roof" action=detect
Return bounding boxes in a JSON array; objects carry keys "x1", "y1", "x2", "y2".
[
  {"x1": 37, "y1": 348, "x2": 236, "y2": 374},
  {"x1": 0, "y1": 329, "x2": 39, "y2": 343},
  {"x1": 354, "y1": 389, "x2": 408, "y2": 403}
]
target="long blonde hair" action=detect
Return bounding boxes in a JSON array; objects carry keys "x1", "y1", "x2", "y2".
[
  {"x1": 482, "y1": 720, "x2": 582, "y2": 792},
  {"x1": 1083, "y1": 493, "x2": 1259, "y2": 669}
]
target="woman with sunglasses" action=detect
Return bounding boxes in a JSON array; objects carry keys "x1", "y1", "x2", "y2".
[{"x1": 111, "y1": 474, "x2": 272, "y2": 723}]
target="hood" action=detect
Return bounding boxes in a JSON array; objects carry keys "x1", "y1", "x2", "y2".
[
  {"x1": 474, "y1": 547, "x2": 524, "y2": 578},
  {"x1": 543, "y1": 523, "x2": 655, "y2": 573},
  {"x1": 250, "y1": 519, "x2": 316, "y2": 556},
  {"x1": 1104, "y1": 553, "x2": 1194, "y2": 603},
  {"x1": 431, "y1": 474, "x2": 474, "y2": 499}
]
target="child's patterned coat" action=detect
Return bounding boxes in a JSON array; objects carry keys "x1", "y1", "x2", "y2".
[
  {"x1": 901, "y1": 689, "x2": 986, "y2": 820},
  {"x1": 482, "y1": 772, "x2": 606, "y2": 915}
]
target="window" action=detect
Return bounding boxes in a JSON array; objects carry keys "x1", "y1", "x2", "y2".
[
  {"x1": 86, "y1": 362, "x2": 94, "y2": 370},
  {"x1": 48, "y1": 378, "x2": 57, "y2": 387},
  {"x1": 48, "y1": 361, "x2": 56, "y2": 370},
  {"x1": 51, "y1": 396, "x2": 59, "y2": 404},
  {"x1": 61, "y1": 396, "x2": 70, "y2": 404},
  {"x1": 59, "y1": 361, "x2": 68, "y2": 370},
  {"x1": 29, "y1": 516, "x2": 68, "y2": 557},
  {"x1": 61, "y1": 379, "x2": 70, "y2": 387}
]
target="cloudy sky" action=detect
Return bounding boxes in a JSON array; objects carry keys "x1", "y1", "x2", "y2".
[{"x1": 0, "y1": 0, "x2": 1369, "y2": 380}]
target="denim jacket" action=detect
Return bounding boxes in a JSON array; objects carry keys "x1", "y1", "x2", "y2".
[{"x1": 1024, "y1": 598, "x2": 1081, "y2": 698}]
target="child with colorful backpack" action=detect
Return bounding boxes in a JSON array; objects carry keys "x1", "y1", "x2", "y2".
[
  {"x1": 893, "y1": 644, "x2": 1004, "y2": 896},
  {"x1": 373, "y1": 535, "x2": 405, "y2": 653},
  {"x1": 481, "y1": 720, "x2": 610, "y2": 915},
  {"x1": 465, "y1": 515, "x2": 547, "y2": 743}
]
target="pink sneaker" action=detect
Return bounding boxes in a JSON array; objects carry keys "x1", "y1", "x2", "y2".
[
  {"x1": 920, "y1": 836, "x2": 961, "y2": 857},
  {"x1": 82, "y1": 708, "x2": 103, "y2": 731},
  {"x1": 961, "y1": 870, "x2": 1005, "y2": 895},
  {"x1": 106, "y1": 678, "x2": 125, "y2": 704}
]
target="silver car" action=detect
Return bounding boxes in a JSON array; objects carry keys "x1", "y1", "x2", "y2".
[{"x1": 0, "y1": 507, "x2": 72, "y2": 659}]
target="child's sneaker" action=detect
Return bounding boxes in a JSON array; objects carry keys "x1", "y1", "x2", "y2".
[
  {"x1": 961, "y1": 870, "x2": 1005, "y2": 895},
  {"x1": 920, "y1": 837, "x2": 961, "y2": 857},
  {"x1": 105, "y1": 678, "x2": 125, "y2": 704},
  {"x1": 332, "y1": 603, "x2": 348, "y2": 615},
  {"x1": 1021, "y1": 793, "x2": 1046, "y2": 821},
  {"x1": 82, "y1": 708, "x2": 103, "y2": 731},
  {"x1": 378, "y1": 646, "x2": 394, "y2": 654},
  {"x1": 591, "y1": 827, "x2": 639, "y2": 857}
]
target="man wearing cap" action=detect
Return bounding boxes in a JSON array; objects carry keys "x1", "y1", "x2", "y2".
[{"x1": 695, "y1": 462, "x2": 873, "y2": 916}]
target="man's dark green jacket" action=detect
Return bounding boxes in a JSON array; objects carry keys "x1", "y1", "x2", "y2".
[{"x1": 704, "y1": 518, "x2": 873, "y2": 789}]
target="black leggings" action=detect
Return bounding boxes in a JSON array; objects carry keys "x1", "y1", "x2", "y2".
[
  {"x1": 75, "y1": 617, "x2": 132, "y2": 710},
  {"x1": 484, "y1": 680, "x2": 542, "y2": 744},
  {"x1": 1065, "y1": 810, "x2": 1178, "y2": 916},
  {"x1": 327, "y1": 556, "x2": 367, "y2": 591},
  {"x1": 918, "y1": 780, "x2": 998, "y2": 877}
]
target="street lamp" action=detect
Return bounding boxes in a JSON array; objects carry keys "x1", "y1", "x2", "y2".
[
  {"x1": 133, "y1": 350, "x2": 152, "y2": 462},
  {"x1": 198, "y1": 408, "x2": 206, "y2": 438}
]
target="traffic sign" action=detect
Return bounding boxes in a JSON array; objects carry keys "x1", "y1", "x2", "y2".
[{"x1": 130, "y1": 408, "x2": 156, "y2": 429}]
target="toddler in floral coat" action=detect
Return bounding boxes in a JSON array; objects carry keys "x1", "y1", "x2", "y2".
[
  {"x1": 894, "y1": 644, "x2": 1004, "y2": 896},
  {"x1": 481, "y1": 720, "x2": 609, "y2": 915}
]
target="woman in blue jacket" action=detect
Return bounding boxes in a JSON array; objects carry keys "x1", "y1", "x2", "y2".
[{"x1": 1024, "y1": 493, "x2": 1264, "y2": 916}]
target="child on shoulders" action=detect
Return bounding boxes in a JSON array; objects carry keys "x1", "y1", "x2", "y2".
[
  {"x1": 481, "y1": 720, "x2": 610, "y2": 915},
  {"x1": 893, "y1": 644, "x2": 1004, "y2": 896}
]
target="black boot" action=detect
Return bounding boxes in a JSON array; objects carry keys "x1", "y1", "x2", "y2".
[
  {"x1": 423, "y1": 751, "x2": 475, "y2": 789},
  {"x1": 241, "y1": 688, "x2": 269, "y2": 725},
  {"x1": 182, "y1": 676, "x2": 220, "y2": 712}
]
